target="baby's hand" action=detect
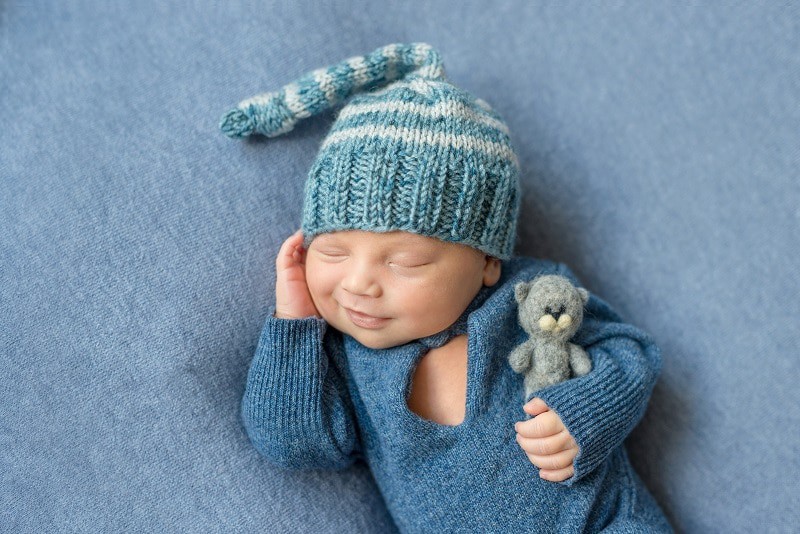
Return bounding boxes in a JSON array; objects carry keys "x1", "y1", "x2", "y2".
[
  {"x1": 514, "y1": 398, "x2": 579, "y2": 482},
  {"x1": 274, "y1": 230, "x2": 321, "y2": 319}
]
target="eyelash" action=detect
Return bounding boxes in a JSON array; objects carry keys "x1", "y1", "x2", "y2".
[{"x1": 389, "y1": 262, "x2": 427, "y2": 269}]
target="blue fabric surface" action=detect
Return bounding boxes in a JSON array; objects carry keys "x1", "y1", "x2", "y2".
[{"x1": 2, "y1": 1, "x2": 798, "y2": 532}]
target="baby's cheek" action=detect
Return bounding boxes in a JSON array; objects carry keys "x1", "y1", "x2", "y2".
[
  {"x1": 305, "y1": 265, "x2": 337, "y2": 309},
  {"x1": 402, "y1": 282, "x2": 462, "y2": 329}
]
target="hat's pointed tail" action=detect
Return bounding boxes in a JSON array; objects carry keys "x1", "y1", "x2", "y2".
[{"x1": 219, "y1": 42, "x2": 445, "y2": 139}]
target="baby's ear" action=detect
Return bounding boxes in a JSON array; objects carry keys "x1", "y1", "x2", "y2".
[
  {"x1": 514, "y1": 281, "x2": 530, "y2": 305},
  {"x1": 577, "y1": 287, "x2": 590, "y2": 305}
]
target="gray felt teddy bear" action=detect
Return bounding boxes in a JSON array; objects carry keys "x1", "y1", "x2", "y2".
[{"x1": 509, "y1": 274, "x2": 592, "y2": 400}]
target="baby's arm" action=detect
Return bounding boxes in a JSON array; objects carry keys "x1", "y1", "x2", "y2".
[
  {"x1": 528, "y1": 262, "x2": 663, "y2": 486},
  {"x1": 240, "y1": 231, "x2": 362, "y2": 470}
]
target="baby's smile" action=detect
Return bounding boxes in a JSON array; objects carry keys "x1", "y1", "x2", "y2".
[{"x1": 343, "y1": 307, "x2": 391, "y2": 330}]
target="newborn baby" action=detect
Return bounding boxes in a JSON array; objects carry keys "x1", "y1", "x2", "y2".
[{"x1": 225, "y1": 42, "x2": 672, "y2": 532}]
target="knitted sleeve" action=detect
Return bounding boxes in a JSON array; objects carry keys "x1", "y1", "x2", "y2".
[
  {"x1": 240, "y1": 307, "x2": 362, "y2": 470},
  {"x1": 535, "y1": 263, "x2": 663, "y2": 486}
]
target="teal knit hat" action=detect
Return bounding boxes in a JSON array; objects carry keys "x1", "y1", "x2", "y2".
[{"x1": 220, "y1": 42, "x2": 520, "y2": 260}]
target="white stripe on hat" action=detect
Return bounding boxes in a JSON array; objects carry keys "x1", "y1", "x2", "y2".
[
  {"x1": 474, "y1": 98, "x2": 493, "y2": 111},
  {"x1": 336, "y1": 99, "x2": 511, "y2": 136},
  {"x1": 312, "y1": 67, "x2": 337, "y2": 106},
  {"x1": 320, "y1": 124, "x2": 519, "y2": 168},
  {"x1": 284, "y1": 82, "x2": 311, "y2": 119},
  {"x1": 346, "y1": 55, "x2": 370, "y2": 87},
  {"x1": 383, "y1": 43, "x2": 400, "y2": 84}
]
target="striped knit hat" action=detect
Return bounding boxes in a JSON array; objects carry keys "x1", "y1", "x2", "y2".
[{"x1": 220, "y1": 42, "x2": 520, "y2": 260}]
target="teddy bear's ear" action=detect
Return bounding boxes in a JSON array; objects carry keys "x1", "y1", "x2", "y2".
[
  {"x1": 577, "y1": 287, "x2": 590, "y2": 306},
  {"x1": 514, "y1": 281, "x2": 530, "y2": 305}
]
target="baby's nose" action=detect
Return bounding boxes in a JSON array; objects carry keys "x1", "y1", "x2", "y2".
[
  {"x1": 342, "y1": 266, "x2": 382, "y2": 297},
  {"x1": 345, "y1": 284, "x2": 381, "y2": 298}
]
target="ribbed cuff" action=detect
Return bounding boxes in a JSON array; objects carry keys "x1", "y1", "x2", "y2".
[
  {"x1": 536, "y1": 341, "x2": 656, "y2": 485},
  {"x1": 242, "y1": 307, "x2": 329, "y2": 433}
]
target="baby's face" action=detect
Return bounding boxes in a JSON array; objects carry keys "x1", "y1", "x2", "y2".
[{"x1": 305, "y1": 230, "x2": 501, "y2": 349}]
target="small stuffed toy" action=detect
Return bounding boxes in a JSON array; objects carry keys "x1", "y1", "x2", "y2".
[{"x1": 509, "y1": 274, "x2": 592, "y2": 400}]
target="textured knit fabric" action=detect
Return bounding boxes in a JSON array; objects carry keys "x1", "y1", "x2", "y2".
[
  {"x1": 219, "y1": 42, "x2": 521, "y2": 260},
  {"x1": 241, "y1": 257, "x2": 672, "y2": 533}
]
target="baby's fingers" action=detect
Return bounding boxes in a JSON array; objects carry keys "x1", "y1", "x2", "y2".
[
  {"x1": 276, "y1": 230, "x2": 305, "y2": 270},
  {"x1": 525, "y1": 447, "x2": 577, "y2": 472},
  {"x1": 538, "y1": 465, "x2": 575, "y2": 483},
  {"x1": 523, "y1": 397, "x2": 550, "y2": 417},
  {"x1": 516, "y1": 430, "x2": 575, "y2": 456},
  {"x1": 515, "y1": 410, "x2": 564, "y2": 438}
]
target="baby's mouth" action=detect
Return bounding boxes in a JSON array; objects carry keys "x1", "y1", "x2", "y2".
[{"x1": 344, "y1": 308, "x2": 390, "y2": 329}]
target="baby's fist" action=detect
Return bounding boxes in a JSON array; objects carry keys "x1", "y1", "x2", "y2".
[{"x1": 514, "y1": 398, "x2": 578, "y2": 482}]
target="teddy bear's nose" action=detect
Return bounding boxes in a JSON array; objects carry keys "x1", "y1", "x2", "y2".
[{"x1": 545, "y1": 306, "x2": 565, "y2": 320}]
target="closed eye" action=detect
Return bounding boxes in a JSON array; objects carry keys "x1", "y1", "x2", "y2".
[
  {"x1": 389, "y1": 262, "x2": 430, "y2": 269},
  {"x1": 314, "y1": 250, "x2": 348, "y2": 260}
]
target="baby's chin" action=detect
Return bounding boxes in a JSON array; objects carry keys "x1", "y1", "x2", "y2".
[
  {"x1": 332, "y1": 321, "x2": 410, "y2": 350},
  {"x1": 347, "y1": 328, "x2": 408, "y2": 350}
]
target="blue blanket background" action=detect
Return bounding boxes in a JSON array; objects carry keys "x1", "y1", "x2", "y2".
[{"x1": 2, "y1": 2, "x2": 798, "y2": 532}]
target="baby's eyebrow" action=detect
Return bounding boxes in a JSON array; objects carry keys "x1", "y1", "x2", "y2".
[
  {"x1": 312, "y1": 235, "x2": 344, "y2": 246},
  {"x1": 388, "y1": 248, "x2": 439, "y2": 262},
  {"x1": 383, "y1": 238, "x2": 431, "y2": 251},
  {"x1": 395, "y1": 238, "x2": 449, "y2": 254}
]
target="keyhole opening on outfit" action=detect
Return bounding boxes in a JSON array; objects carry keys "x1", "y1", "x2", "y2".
[{"x1": 406, "y1": 334, "x2": 468, "y2": 426}]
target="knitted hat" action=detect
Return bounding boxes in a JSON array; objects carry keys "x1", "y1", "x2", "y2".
[{"x1": 220, "y1": 42, "x2": 520, "y2": 260}]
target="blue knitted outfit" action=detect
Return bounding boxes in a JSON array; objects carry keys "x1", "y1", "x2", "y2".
[
  {"x1": 222, "y1": 43, "x2": 671, "y2": 532},
  {"x1": 241, "y1": 258, "x2": 671, "y2": 532}
]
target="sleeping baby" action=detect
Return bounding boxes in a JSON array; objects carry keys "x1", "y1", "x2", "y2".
[{"x1": 221, "y1": 42, "x2": 672, "y2": 533}]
